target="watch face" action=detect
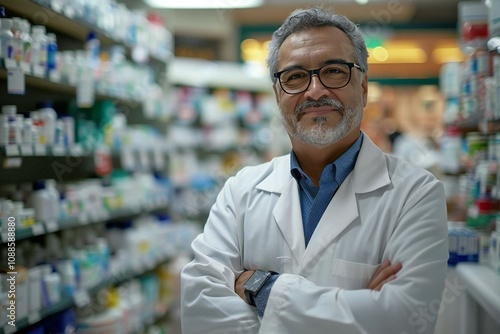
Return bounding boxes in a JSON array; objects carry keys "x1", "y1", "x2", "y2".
[{"x1": 244, "y1": 270, "x2": 270, "y2": 292}]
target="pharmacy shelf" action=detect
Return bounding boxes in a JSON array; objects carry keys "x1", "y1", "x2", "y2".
[
  {"x1": 0, "y1": 144, "x2": 168, "y2": 184},
  {"x1": 0, "y1": 199, "x2": 168, "y2": 244},
  {"x1": 0, "y1": 68, "x2": 140, "y2": 104},
  {"x1": 0, "y1": 251, "x2": 173, "y2": 334},
  {"x1": 0, "y1": 0, "x2": 170, "y2": 64}
]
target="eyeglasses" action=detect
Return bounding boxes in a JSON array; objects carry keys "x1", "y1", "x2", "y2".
[{"x1": 273, "y1": 62, "x2": 363, "y2": 95}]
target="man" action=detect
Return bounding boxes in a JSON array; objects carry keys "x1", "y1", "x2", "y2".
[{"x1": 181, "y1": 7, "x2": 448, "y2": 334}]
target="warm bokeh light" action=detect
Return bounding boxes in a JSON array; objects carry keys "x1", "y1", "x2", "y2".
[
  {"x1": 372, "y1": 46, "x2": 389, "y2": 61},
  {"x1": 432, "y1": 47, "x2": 466, "y2": 63},
  {"x1": 241, "y1": 38, "x2": 270, "y2": 65}
]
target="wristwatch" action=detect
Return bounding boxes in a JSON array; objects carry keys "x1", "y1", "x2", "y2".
[{"x1": 243, "y1": 270, "x2": 275, "y2": 307}]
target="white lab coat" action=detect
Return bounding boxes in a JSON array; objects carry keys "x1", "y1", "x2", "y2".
[{"x1": 181, "y1": 134, "x2": 449, "y2": 334}]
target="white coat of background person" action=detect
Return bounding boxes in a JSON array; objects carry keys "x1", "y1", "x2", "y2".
[{"x1": 181, "y1": 7, "x2": 449, "y2": 334}]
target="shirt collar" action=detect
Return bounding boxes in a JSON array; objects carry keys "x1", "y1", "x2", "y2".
[{"x1": 290, "y1": 132, "x2": 363, "y2": 183}]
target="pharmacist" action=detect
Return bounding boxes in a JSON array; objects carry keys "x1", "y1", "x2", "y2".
[{"x1": 181, "y1": 7, "x2": 448, "y2": 334}]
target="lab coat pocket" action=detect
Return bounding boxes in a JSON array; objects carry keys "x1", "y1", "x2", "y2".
[{"x1": 331, "y1": 259, "x2": 379, "y2": 290}]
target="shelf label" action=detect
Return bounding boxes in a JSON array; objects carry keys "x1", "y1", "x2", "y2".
[
  {"x1": 7, "y1": 67, "x2": 25, "y2": 95},
  {"x1": 31, "y1": 224, "x2": 44, "y2": 236},
  {"x1": 69, "y1": 145, "x2": 84, "y2": 157},
  {"x1": 5, "y1": 145, "x2": 19, "y2": 156},
  {"x1": 73, "y1": 289, "x2": 91, "y2": 308},
  {"x1": 45, "y1": 221, "x2": 59, "y2": 233},
  {"x1": 3, "y1": 157, "x2": 22, "y2": 169},
  {"x1": 52, "y1": 145, "x2": 66, "y2": 156},
  {"x1": 34, "y1": 145, "x2": 47, "y2": 156},
  {"x1": 20, "y1": 145, "x2": 33, "y2": 156}
]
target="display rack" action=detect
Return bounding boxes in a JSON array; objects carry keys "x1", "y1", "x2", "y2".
[{"x1": 0, "y1": 0, "x2": 184, "y2": 333}]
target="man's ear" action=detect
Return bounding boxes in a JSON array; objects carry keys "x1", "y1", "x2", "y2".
[
  {"x1": 273, "y1": 83, "x2": 281, "y2": 105},
  {"x1": 361, "y1": 74, "x2": 368, "y2": 107}
]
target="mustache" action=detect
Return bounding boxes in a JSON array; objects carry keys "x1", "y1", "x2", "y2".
[{"x1": 295, "y1": 99, "x2": 344, "y2": 116}]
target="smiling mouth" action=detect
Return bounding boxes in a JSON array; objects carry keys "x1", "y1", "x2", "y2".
[{"x1": 298, "y1": 107, "x2": 338, "y2": 120}]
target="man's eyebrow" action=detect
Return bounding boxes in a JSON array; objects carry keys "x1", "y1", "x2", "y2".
[{"x1": 278, "y1": 59, "x2": 349, "y2": 72}]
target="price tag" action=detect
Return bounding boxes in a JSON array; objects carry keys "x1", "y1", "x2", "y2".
[
  {"x1": 7, "y1": 67, "x2": 25, "y2": 95},
  {"x1": 34, "y1": 145, "x2": 47, "y2": 156},
  {"x1": 28, "y1": 311, "x2": 41, "y2": 324},
  {"x1": 3, "y1": 157, "x2": 22, "y2": 169},
  {"x1": 73, "y1": 289, "x2": 91, "y2": 308},
  {"x1": 20, "y1": 145, "x2": 33, "y2": 156},
  {"x1": 31, "y1": 224, "x2": 44, "y2": 236},
  {"x1": 52, "y1": 145, "x2": 66, "y2": 156},
  {"x1": 45, "y1": 221, "x2": 59, "y2": 233},
  {"x1": 70, "y1": 145, "x2": 84, "y2": 157},
  {"x1": 5, "y1": 145, "x2": 19, "y2": 156}
]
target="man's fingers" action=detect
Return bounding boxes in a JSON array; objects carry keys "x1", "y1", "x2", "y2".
[
  {"x1": 374, "y1": 274, "x2": 397, "y2": 291},
  {"x1": 368, "y1": 261, "x2": 402, "y2": 290}
]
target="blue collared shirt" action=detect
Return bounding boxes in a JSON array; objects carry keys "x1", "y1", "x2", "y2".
[{"x1": 254, "y1": 132, "x2": 363, "y2": 317}]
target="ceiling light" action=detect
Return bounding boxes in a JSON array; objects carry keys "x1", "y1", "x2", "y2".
[{"x1": 144, "y1": 0, "x2": 263, "y2": 9}]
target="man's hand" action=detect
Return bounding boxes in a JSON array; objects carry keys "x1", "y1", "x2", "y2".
[
  {"x1": 368, "y1": 259, "x2": 402, "y2": 291},
  {"x1": 234, "y1": 259, "x2": 401, "y2": 303},
  {"x1": 235, "y1": 270, "x2": 254, "y2": 302}
]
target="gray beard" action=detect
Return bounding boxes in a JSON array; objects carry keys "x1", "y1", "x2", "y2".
[{"x1": 283, "y1": 98, "x2": 363, "y2": 148}]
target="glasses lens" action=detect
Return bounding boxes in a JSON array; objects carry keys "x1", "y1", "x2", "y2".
[
  {"x1": 279, "y1": 69, "x2": 310, "y2": 94},
  {"x1": 320, "y1": 64, "x2": 351, "y2": 89}
]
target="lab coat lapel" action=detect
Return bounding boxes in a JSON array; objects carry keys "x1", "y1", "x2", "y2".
[
  {"x1": 297, "y1": 134, "x2": 391, "y2": 273},
  {"x1": 256, "y1": 156, "x2": 305, "y2": 265},
  {"x1": 272, "y1": 178, "x2": 305, "y2": 265}
]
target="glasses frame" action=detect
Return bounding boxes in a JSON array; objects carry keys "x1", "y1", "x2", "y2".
[{"x1": 273, "y1": 61, "x2": 363, "y2": 95}]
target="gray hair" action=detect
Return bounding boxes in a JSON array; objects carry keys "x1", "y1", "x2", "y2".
[{"x1": 266, "y1": 7, "x2": 369, "y2": 83}]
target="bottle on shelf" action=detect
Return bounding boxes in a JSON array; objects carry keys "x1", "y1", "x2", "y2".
[
  {"x1": 10, "y1": 17, "x2": 24, "y2": 62},
  {"x1": 37, "y1": 101, "x2": 57, "y2": 146},
  {"x1": 31, "y1": 25, "x2": 48, "y2": 75},
  {"x1": 46, "y1": 32, "x2": 58, "y2": 73},
  {"x1": 0, "y1": 18, "x2": 13, "y2": 61}
]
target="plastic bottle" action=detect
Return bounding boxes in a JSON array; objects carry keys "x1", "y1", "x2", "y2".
[
  {"x1": 0, "y1": 19, "x2": 13, "y2": 59},
  {"x1": 37, "y1": 102, "x2": 57, "y2": 145},
  {"x1": 29, "y1": 180, "x2": 53, "y2": 222},
  {"x1": 9, "y1": 18, "x2": 24, "y2": 62},
  {"x1": 85, "y1": 31, "x2": 100, "y2": 70},
  {"x1": 0, "y1": 115, "x2": 9, "y2": 145},
  {"x1": 20, "y1": 19, "x2": 32, "y2": 64},
  {"x1": 45, "y1": 179, "x2": 60, "y2": 221},
  {"x1": 30, "y1": 25, "x2": 48, "y2": 71},
  {"x1": 46, "y1": 33, "x2": 58, "y2": 71},
  {"x1": 2, "y1": 105, "x2": 18, "y2": 145}
]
